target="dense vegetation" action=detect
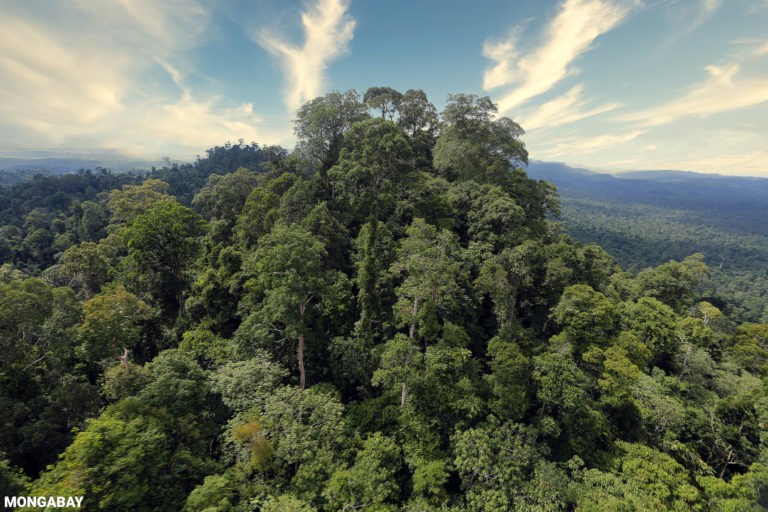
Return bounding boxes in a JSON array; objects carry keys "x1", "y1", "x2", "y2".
[
  {"x1": 525, "y1": 163, "x2": 768, "y2": 324},
  {"x1": 1, "y1": 88, "x2": 767, "y2": 510}
]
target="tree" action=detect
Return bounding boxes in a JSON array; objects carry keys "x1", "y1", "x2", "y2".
[
  {"x1": 122, "y1": 201, "x2": 207, "y2": 316},
  {"x1": 258, "y1": 386, "x2": 349, "y2": 504},
  {"x1": 323, "y1": 433, "x2": 401, "y2": 511},
  {"x1": 235, "y1": 186, "x2": 280, "y2": 249},
  {"x1": 354, "y1": 217, "x2": 396, "y2": 335},
  {"x1": 240, "y1": 225, "x2": 347, "y2": 389},
  {"x1": 573, "y1": 441, "x2": 703, "y2": 510},
  {"x1": 635, "y1": 254, "x2": 709, "y2": 312},
  {"x1": 28, "y1": 397, "x2": 215, "y2": 512},
  {"x1": 452, "y1": 422, "x2": 568, "y2": 511},
  {"x1": 620, "y1": 297, "x2": 678, "y2": 370},
  {"x1": 61, "y1": 241, "x2": 111, "y2": 298},
  {"x1": 209, "y1": 354, "x2": 287, "y2": 413},
  {"x1": 77, "y1": 286, "x2": 150, "y2": 367},
  {"x1": 486, "y1": 334, "x2": 530, "y2": 421},
  {"x1": 328, "y1": 118, "x2": 414, "y2": 217},
  {"x1": 192, "y1": 167, "x2": 261, "y2": 242},
  {"x1": 551, "y1": 284, "x2": 618, "y2": 357},
  {"x1": 388, "y1": 218, "x2": 464, "y2": 406},
  {"x1": 397, "y1": 89, "x2": 438, "y2": 137},
  {"x1": 107, "y1": 179, "x2": 174, "y2": 224},
  {"x1": 433, "y1": 94, "x2": 527, "y2": 186},
  {"x1": 363, "y1": 86, "x2": 403, "y2": 120},
  {"x1": 294, "y1": 90, "x2": 370, "y2": 183}
]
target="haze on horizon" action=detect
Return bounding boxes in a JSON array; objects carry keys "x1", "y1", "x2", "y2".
[{"x1": 1, "y1": 0, "x2": 767, "y2": 177}]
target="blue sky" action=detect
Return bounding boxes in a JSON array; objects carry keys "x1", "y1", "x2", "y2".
[{"x1": 1, "y1": 0, "x2": 767, "y2": 176}]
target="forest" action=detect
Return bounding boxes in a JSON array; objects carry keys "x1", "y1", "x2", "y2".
[
  {"x1": 1, "y1": 88, "x2": 767, "y2": 511},
  {"x1": 524, "y1": 162, "x2": 768, "y2": 324}
]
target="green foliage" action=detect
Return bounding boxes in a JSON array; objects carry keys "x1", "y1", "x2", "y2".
[
  {"x1": 294, "y1": 90, "x2": 369, "y2": 174},
  {"x1": 0, "y1": 452, "x2": 28, "y2": 496},
  {"x1": 551, "y1": 284, "x2": 618, "y2": 354},
  {"x1": 239, "y1": 224, "x2": 350, "y2": 388},
  {"x1": 0, "y1": 90, "x2": 764, "y2": 509},
  {"x1": 122, "y1": 200, "x2": 207, "y2": 317},
  {"x1": 179, "y1": 323, "x2": 233, "y2": 369},
  {"x1": 329, "y1": 118, "x2": 414, "y2": 218},
  {"x1": 433, "y1": 94, "x2": 527, "y2": 187},
  {"x1": 324, "y1": 433, "x2": 401, "y2": 511},
  {"x1": 77, "y1": 285, "x2": 150, "y2": 363},
  {"x1": 108, "y1": 178, "x2": 174, "y2": 224},
  {"x1": 27, "y1": 397, "x2": 215, "y2": 512},
  {"x1": 620, "y1": 297, "x2": 678, "y2": 369},
  {"x1": 573, "y1": 441, "x2": 703, "y2": 511},
  {"x1": 486, "y1": 334, "x2": 530, "y2": 421},
  {"x1": 258, "y1": 386, "x2": 349, "y2": 504},
  {"x1": 209, "y1": 354, "x2": 287, "y2": 413},
  {"x1": 452, "y1": 422, "x2": 568, "y2": 511}
]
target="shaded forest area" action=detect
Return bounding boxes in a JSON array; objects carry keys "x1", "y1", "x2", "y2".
[
  {"x1": 527, "y1": 162, "x2": 768, "y2": 324},
  {"x1": 1, "y1": 88, "x2": 767, "y2": 511}
]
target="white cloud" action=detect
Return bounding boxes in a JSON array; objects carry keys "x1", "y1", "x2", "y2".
[
  {"x1": 257, "y1": 0, "x2": 355, "y2": 113},
  {"x1": 619, "y1": 63, "x2": 768, "y2": 126},
  {"x1": 482, "y1": 0, "x2": 632, "y2": 113},
  {"x1": 537, "y1": 130, "x2": 646, "y2": 157},
  {"x1": 755, "y1": 42, "x2": 768, "y2": 57},
  {"x1": 0, "y1": 0, "x2": 277, "y2": 159},
  {"x1": 517, "y1": 84, "x2": 622, "y2": 130},
  {"x1": 747, "y1": 0, "x2": 768, "y2": 14}
]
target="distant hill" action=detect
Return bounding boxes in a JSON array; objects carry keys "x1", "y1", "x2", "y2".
[
  {"x1": 0, "y1": 156, "x2": 158, "y2": 187},
  {"x1": 527, "y1": 161, "x2": 768, "y2": 237},
  {"x1": 526, "y1": 161, "x2": 768, "y2": 323}
]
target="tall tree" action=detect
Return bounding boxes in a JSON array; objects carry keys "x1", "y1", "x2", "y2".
[
  {"x1": 294, "y1": 90, "x2": 369, "y2": 182},
  {"x1": 363, "y1": 86, "x2": 403, "y2": 120},
  {"x1": 433, "y1": 94, "x2": 528, "y2": 186},
  {"x1": 122, "y1": 201, "x2": 207, "y2": 317},
  {"x1": 240, "y1": 225, "x2": 347, "y2": 389},
  {"x1": 387, "y1": 218, "x2": 464, "y2": 406},
  {"x1": 328, "y1": 118, "x2": 414, "y2": 217}
]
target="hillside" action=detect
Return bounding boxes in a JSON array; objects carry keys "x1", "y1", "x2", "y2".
[
  {"x1": 1, "y1": 91, "x2": 766, "y2": 511},
  {"x1": 527, "y1": 161, "x2": 768, "y2": 322}
]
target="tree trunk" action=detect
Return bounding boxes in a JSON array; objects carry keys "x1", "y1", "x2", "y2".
[
  {"x1": 116, "y1": 348, "x2": 130, "y2": 374},
  {"x1": 402, "y1": 296, "x2": 420, "y2": 408},
  {"x1": 298, "y1": 332, "x2": 306, "y2": 390},
  {"x1": 176, "y1": 270, "x2": 185, "y2": 314},
  {"x1": 409, "y1": 296, "x2": 420, "y2": 339},
  {"x1": 298, "y1": 303, "x2": 306, "y2": 390},
  {"x1": 401, "y1": 373, "x2": 409, "y2": 408}
]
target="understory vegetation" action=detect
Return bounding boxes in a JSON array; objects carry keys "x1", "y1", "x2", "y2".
[{"x1": 1, "y1": 88, "x2": 767, "y2": 511}]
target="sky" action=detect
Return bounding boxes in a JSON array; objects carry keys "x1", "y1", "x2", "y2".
[{"x1": 1, "y1": 0, "x2": 767, "y2": 176}]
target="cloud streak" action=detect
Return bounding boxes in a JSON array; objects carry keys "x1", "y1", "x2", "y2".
[
  {"x1": 618, "y1": 63, "x2": 768, "y2": 126},
  {"x1": 537, "y1": 130, "x2": 646, "y2": 157},
  {"x1": 257, "y1": 0, "x2": 355, "y2": 113},
  {"x1": 483, "y1": 0, "x2": 632, "y2": 113},
  {"x1": 517, "y1": 84, "x2": 622, "y2": 130}
]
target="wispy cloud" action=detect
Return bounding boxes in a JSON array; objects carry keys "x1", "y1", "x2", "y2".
[
  {"x1": 517, "y1": 84, "x2": 622, "y2": 130},
  {"x1": 482, "y1": 0, "x2": 632, "y2": 113},
  {"x1": 538, "y1": 130, "x2": 646, "y2": 157},
  {"x1": 0, "y1": 0, "x2": 275, "y2": 158},
  {"x1": 257, "y1": 0, "x2": 355, "y2": 113},
  {"x1": 653, "y1": 0, "x2": 723, "y2": 53},
  {"x1": 618, "y1": 63, "x2": 768, "y2": 126},
  {"x1": 746, "y1": 0, "x2": 768, "y2": 14}
]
